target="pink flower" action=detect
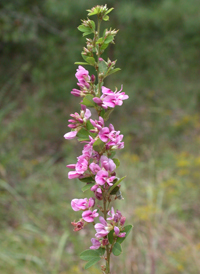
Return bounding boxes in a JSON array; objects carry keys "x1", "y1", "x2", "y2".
[
  {"x1": 64, "y1": 131, "x2": 77, "y2": 139},
  {"x1": 90, "y1": 238, "x2": 101, "y2": 250},
  {"x1": 99, "y1": 127, "x2": 110, "y2": 142},
  {"x1": 100, "y1": 156, "x2": 116, "y2": 172},
  {"x1": 94, "y1": 216, "x2": 113, "y2": 238},
  {"x1": 95, "y1": 170, "x2": 115, "y2": 186},
  {"x1": 93, "y1": 86, "x2": 128, "y2": 109},
  {"x1": 90, "y1": 117, "x2": 104, "y2": 132},
  {"x1": 75, "y1": 66, "x2": 90, "y2": 88},
  {"x1": 82, "y1": 209, "x2": 99, "y2": 222},
  {"x1": 76, "y1": 156, "x2": 88, "y2": 174},
  {"x1": 71, "y1": 197, "x2": 95, "y2": 211},
  {"x1": 68, "y1": 106, "x2": 91, "y2": 130},
  {"x1": 68, "y1": 171, "x2": 82, "y2": 179},
  {"x1": 89, "y1": 163, "x2": 101, "y2": 174},
  {"x1": 71, "y1": 221, "x2": 84, "y2": 231},
  {"x1": 114, "y1": 226, "x2": 126, "y2": 238}
]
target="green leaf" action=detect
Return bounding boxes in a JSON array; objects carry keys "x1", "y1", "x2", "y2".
[
  {"x1": 77, "y1": 128, "x2": 90, "y2": 141},
  {"x1": 113, "y1": 158, "x2": 120, "y2": 168},
  {"x1": 96, "y1": 37, "x2": 104, "y2": 44},
  {"x1": 110, "y1": 186, "x2": 120, "y2": 195},
  {"x1": 83, "y1": 31, "x2": 93, "y2": 37},
  {"x1": 116, "y1": 225, "x2": 133, "y2": 244},
  {"x1": 86, "y1": 120, "x2": 94, "y2": 131},
  {"x1": 84, "y1": 257, "x2": 101, "y2": 269},
  {"x1": 104, "y1": 108, "x2": 114, "y2": 121},
  {"x1": 80, "y1": 248, "x2": 104, "y2": 261},
  {"x1": 100, "y1": 109, "x2": 105, "y2": 118},
  {"x1": 93, "y1": 138, "x2": 105, "y2": 153},
  {"x1": 74, "y1": 62, "x2": 89, "y2": 65},
  {"x1": 78, "y1": 25, "x2": 90, "y2": 33},
  {"x1": 82, "y1": 183, "x2": 95, "y2": 192},
  {"x1": 108, "y1": 176, "x2": 126, "y2": 194},
  {"x1": 79, "y1": 176, "x2": 95, "y2": 183},
  {"x1": 103, "y1": 15, "x2": 109, "y2": 21},
  {"x1": 108, "y1": 230, "x2": 114, "y2": 244},
  {"x1": 97, "y1": 247, "x2": 105, "y2": 256},
  {"x1": 98, "y1": 59, "x2": 107, "y2": 74},
  {"x1": 90, "y1": 20, "x2": 95, "y2": 31},
  {"x1": 81, "y1": 53, "x2": 88, "y2": 62},
  {"x1": 104, "y1": 35, "x2": 114, "y2": 44},
  {"x1": 100, "y1": 42, "x2": 109, "y2": 51},
  {"x1": 86, "y1": 57, "x2": 96, "y2": 66},
  {"x1": 105, "y1": 8, "x2": 114, "y2": 15},
  {"x1": 112, "y1": 242, "x2": 122, "y2": 256},
  {"x1": 107, "y1": 150, "x2": 116, "y2": 158},
  {"x1": 106, "y1": 68, "x2": 121, "y2": 77},
  {"x1": 82, "y1": 95, "x2": 96, "y2": 107},
  {"x1": 87, "y1": 8, "x2": 98, "y2": 16}
]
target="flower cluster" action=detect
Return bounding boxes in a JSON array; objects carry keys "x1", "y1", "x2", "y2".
[{"x1": 63, "y1": 5, "x2": 132, "y2": 272}]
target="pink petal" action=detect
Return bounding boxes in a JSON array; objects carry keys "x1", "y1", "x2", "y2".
[{"x1": 64, "y1": 131, "x2": 77, "y2": 139}]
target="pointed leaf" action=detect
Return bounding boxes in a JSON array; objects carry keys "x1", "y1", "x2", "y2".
[
  {"x1": 86, "y1": 57, "x2": 96, "y2": 66},
  {"x1": 74, "y1": 62, "x2": 89, "y2": 65},
  {"x1": 108, "y1": 176, "x2": 126, "y2": 194},
  {"x1": 82, "y1": 95, "x2": 96, "y2": 107},
  {"x1": 116, "y1": 225, "x2": 133, "y2": 244},
  {"x1": 86, "y1": 120, "x2": 94, "y2": 131},
  {"x1": 104, "y1": 108, "x2": 114, "y2": 121},
  {"x1": 113, "y1": 158, "x2": 120, "y2": 168},
  {"x1": 97, "y1": 247, "x2": 105, "y2": 256},
  {"x1": 82, "y1": 183, "x2": 95, "y2": 192},
  {"x1": 84, "y1": 257, "x2": 101, "y2": 269},
  {"x1": 90, "y1": 20, "x2": 95, "y2": 31},
  {"x1": 78, "y1": 25, "x2": 90, "y2": 32},
  {"x1": 105, "y1": 8, "x2": 114, "y2": 15},
  {"x1": 100, "y1": 43, "x2": 109, "y2": 51},
  {"x1": 108, "y1": 230, "x2": 114, "y2": 244},
  {"x1": 83, "y1": 31, "x2": 93, "y2": 37},
  {"x1": 77, "y1": 128, "x2": 90, "y2": 141},
  {"x1": 79, "y1": 176, "x2": 95, "y2": 183},
  {"x1": 93, "y1": 138, "x2": 105, "y2": 153},
  {"x1": 80, "y1": 249, "x2": 101, "y2": 261},
  {"x1": 110, "y1": 186, "x2": 120, "y2": 195},
  {"x1": 96, "y1": 38, "x2": 104, "y2": 44},
  {"x1": 99, "y1": 60, "x2": 107, "y2": 74},
  {"x1": 112, "y1": 242, "x2": 122, "y2": 256},
  {"x1": 104, "y1": 35, "x2": 114, "y2": 44},
  {"x1": 106, "y1": 68, "x2": 121, "y2": 77}
]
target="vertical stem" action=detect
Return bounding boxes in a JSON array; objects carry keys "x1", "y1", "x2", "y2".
[
  {"x1": 96, "y1": 16, "x2": 110, "y2": 274},
  {"x1": 103, "y1": 194, "x2": 111, "y2": 274},
  {"x1": 97, "y1": 17, "x2": 101, "y2": 97}
]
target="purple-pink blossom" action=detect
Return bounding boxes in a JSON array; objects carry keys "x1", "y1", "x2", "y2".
[
  {"x1": 64, "y1": 131, "x2": 77, "y2": 140},
  {"x1": 71, "y1": 197, "x2": 94, "y2": 211},
  {"x1": 95, "y1": 170, "x2": 115, "y2": 186},
  {"x1": 90, "y1": 238, "x2": 101, "y2": 250},
  {"x1": 75, "y1": 66, "x2": 90, "y2": 88},
  {"x1": 82, "y1": 209, "x2": 99, "y2": 222},
  {"x1": 94, "y1": 216, "x2": 113, "y2": 238},
  {"x1": 114, "y1": 226, "x2": 126, "y2": 238},
  {"x1": 71, "y1": 220, "x2": 84, "y2": 231},
  {"x1": 93, "y1": 85, "x2": 128, "y2": 109}
]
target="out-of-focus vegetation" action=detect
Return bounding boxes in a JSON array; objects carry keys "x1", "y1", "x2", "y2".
[{"x1": 1, "y1": 0, "x2": 200, "y2": 273}]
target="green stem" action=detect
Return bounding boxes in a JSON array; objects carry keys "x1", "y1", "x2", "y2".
[
  {"x1": 96, "y1": 16, "x2": 111, "y2": 274},
  {"x1": 97, "y1": 18, "x2": 101, "y2": 97},
  {"x1": 102, "y1": 193, "x2": 111, "y2": 274}
]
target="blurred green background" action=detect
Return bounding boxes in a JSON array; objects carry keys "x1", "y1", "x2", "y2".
[{"x1": 1, "y1": 0, "x2": 200, "y2": 273}]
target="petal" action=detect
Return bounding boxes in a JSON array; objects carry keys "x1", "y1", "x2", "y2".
[{"x1": 64, "y1": 131, "x2": 77, "y2": 139}]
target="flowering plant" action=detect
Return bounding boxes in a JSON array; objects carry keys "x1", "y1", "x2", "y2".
[{"x1": 64, "y1": 5, "x2": 132, "y2": 273}]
